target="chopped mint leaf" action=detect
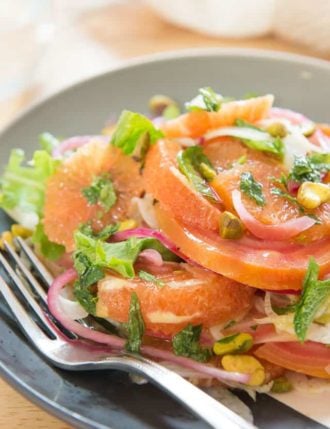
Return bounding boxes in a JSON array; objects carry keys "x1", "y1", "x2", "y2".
[
  {"x1": 79, "y1": 222, "x2": 119, "y2": 241},
  {"x1": 111, "y1": 110, "x2": 163, "y2": 156},
  {"x1": 32, "y1": 223, "x2": 65, "y2": 261},
  {"x1": 125, "y1": 292, "x2": 145, "y2": 353},
  {"x1": 177, "y1": 146, "x2": 217, "y2": 202},
  {"x1": 82, "y1": 174, "x2": 117, "y2": 211},
  {"x1": 73, "y1": 251, "x2": 104, "y2": 315},
  {"x1": 172, "y1": 324, "x2": 211, "y2": 362},
  {"x1": 185, "y1": 87, "x2": 223, "y2": 112},
  {"x1": 138, "y1": 270, "x2": 164, "y2": 287},
  {"x1": 39, "y1": 132, "x2": 60, "y2": 154},
  {"x1": 289, "y1": 154, "x2": 330, "y2": 185},
  {"x1": 294, "y1": 258, "x2": 330, "y2": 341},
  {"x1": 240, "y1": 172, "x2": 265, "y2": 206}
]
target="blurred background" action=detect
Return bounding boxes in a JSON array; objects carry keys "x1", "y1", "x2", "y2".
[{"x1": 1, "y1": 0, "x2": 330, "y2": 130}]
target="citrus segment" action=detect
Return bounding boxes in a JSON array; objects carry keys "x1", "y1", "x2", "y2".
[
  {"x1": 155, "y1": 204, "x2": 330, "y2": 290},
  {"x1": 143, "y1": 139, "x2": 221, "y2": 232},
  {"x1": 44, "y1": 140, "x2": 144, "y2": 252},
  {"x1": 96, "y1": 262, "x2": 255, "y2": 335},
  {"x1": 161, "y1": 95, "x2": 274, "y2": 138}
]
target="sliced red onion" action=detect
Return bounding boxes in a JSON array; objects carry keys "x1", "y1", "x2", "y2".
[
  {"x1": 232, "y1": 190, "x2": 316, "y2": 241},
  {"x1": 140, "y1": 345, "x2": 250, "y2": 384},
  {"x1": 269, "y1": 107, "x2": 310, "y2": 125},
  {"x1": 310, "y1": 128, "x2": 330, "y2": 151},
  {"x1": 138, "y1": 249, "x2": 163, "y2": 266},
  {"x1": 48, "y1": 269, "x2": 125, "y2": 348},
  {"x1": 111, "y1": 227, "x2": 195, "y2": 263},
  {"x1": 53, "y1": 135, "x2": 108, "y2": 158},
  {"x1": 48, "y1": 270, "x2": 250, "y2": 384}
]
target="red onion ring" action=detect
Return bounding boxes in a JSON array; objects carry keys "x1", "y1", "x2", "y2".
[
  {"x1": 138, "y1": 249, "x2": 163, "y2": 266},
  {"x1": 111, "y1": 227, "x2": 197, "y2": 264},
  {"x1": 310, "y1": 129, "x2": 330, "y2": 151},
  {"x1": 269, "y1": 107, "x2": 310, "y2": 125},
  {"x1": 53, "y1": 135, "x2": 108, "y2": 158},
  {"x1": 48, "y1": 269, "x2": 250, "y2": 384},
  {"x1": 232, "y1": 190, "x2": 316, "y2": 241}
]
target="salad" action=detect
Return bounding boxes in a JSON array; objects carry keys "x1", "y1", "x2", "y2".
[{"x1": 0, "y1": 87, "x2": 329, "y2": 398}]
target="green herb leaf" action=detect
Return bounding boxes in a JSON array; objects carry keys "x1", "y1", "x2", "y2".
[
  {"x1": 74, "y1": 228, "x2": 178, "y2": 279},
  {"x1": 185, "y1": 87, "x2": 222, "y2": 112},
  {"x1": 242, "y1": 136, "x2": 284, "y2": 160},
  {"x1": 111, "y1": 110, "x2": 163, "y2": 156},
  {"x1": 32, "y1": 223, "x2": 65, "y2": 261},
  {"x1": 73, "y1": 251, "x2": 104, "y2": 315},
  {"x1": 294, "y1": 258, "x2": 330, "y2": 341},
  {"x1": 125, "y1": 292, "x2": 145, "y2": 353},
  {"x1": 289, "y1": 154, "x2": 330, "y2": 185},
  {"x1": 138, "y1": 270, "x2": 164, "y2": 287},
  {"x1": 240, "y1": 172, "x2": 265, "y2": 206},
  {"x1": 79, "y1": 223, "x2": 119, "y2": 241},
  {"x1": 172, "y1": 324, "x2": 211, "y2": 362},
  {"x1": 177, "y1": 146, "x2": 217, "y2": 201},
  {"x1": 82, "y1": 174, "x2": 117, "y2": 211}
]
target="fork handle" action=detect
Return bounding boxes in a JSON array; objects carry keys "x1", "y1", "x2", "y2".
[{"x1": 79, "y1": 356, "x2": 255, "y2": 429}]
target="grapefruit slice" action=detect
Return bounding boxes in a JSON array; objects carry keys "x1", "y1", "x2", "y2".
[
  {"x1": 96, "y1": 262, "x2": 255, "y2": 335},
  {"x1": 44, "y1": 140, "x2": 144, "y2": 252},
  {"x1": 155, "y1": 204, "x2": 330, "y2": 290},
  {"x1": 161, "y1": 95, "x2": 274, "y2": 138},
  {"x1": 143, "y1": 139, "x2": 221, "y2": 232}
]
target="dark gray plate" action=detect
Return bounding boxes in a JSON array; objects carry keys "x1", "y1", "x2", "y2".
[{"x1": 0, "y1": 49, "x2": 329, "y2": 429}]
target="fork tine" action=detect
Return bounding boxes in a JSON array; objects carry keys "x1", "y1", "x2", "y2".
[
  {"x1": 16, "y1": 237, "x2": 90, "y2": 331},
  {"x1": 16, "y1": 237, "x2": 53, "y2": 287},
  {"x1": 4, "y1": 241, "x2": 47, "y2": 306},
  {"x1": 0, "y1": 252, "x2": 58, "y2": 340},
  {"x1": 12, "y1": 238, "x2": 80, "y2": 339},
  {"x1": 0, "y1": 274, "x2": 48, "y2": 345}
]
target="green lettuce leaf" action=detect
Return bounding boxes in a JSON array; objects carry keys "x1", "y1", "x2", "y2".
[
  {"x1": 0, "y1": 148, "x2": 60, "y2": 228},
  {"x1": 32, "y1": 223, "x2": 65, "y2": 261},
  {"x1": 74, "y1": 228, "x2": 178, "y2": 279},
  {"x1": 111, "y1": 110, "x2": 163, "y2": 156},
  {"x1": 39, "y1": 132, "x2": 60, "y2": 154}
]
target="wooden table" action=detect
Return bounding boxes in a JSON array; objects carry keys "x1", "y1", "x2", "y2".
[{"x1": 0, "y1": 1, "x2": 328, "y2": 428}]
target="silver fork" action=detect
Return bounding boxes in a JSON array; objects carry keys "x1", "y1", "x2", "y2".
[{"x1": 0, "y1": 238, "x2": 256, "y2": 429}]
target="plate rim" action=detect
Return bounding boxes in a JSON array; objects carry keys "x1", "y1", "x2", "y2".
[
  {"x1": 1, "y1": 47, "x2": 330, "y2": 140},
  {"x1": 0, "y1": 47, "x2": 329, "y2": 429}
]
